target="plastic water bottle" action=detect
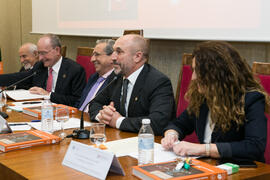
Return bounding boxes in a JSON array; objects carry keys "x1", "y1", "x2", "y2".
[
  {"x1": 41, "y1": 96, "x2": 53, "y2": 133},
  {"x1": 138, "y1": 119, "x2": 154, "y2": 165}
]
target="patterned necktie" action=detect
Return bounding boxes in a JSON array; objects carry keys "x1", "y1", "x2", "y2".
[
  {"x1": 79, "y1": 76, "x2": 105, "y2": 111},
  {"x1": 46, "y1": 68, "x2": 53, "y2": 92},
  {"x1": 120, "y1": 79, "x2": 129, "y2": 116}
]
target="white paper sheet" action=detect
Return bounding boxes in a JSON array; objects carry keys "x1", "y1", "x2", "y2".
[
  {"x1": 8, "y1": 122, "x2": 32, "y2": 131},
  {"x1": 7, "y1": 100, "x2": 44, "y2": 112},
  {"x1": 28, "y1": 118, "x2": 91, "y2": 131},
  {"x1": 104, "y1": 137, "x2": 199, "y2": 163},
  {"x1": 5, "y1": 89, "x2": 46, "y2": 101}
]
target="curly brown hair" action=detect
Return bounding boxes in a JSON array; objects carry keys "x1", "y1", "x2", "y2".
[{"x1": 186, "y1": 41, "x2": 269, "y2": 132}]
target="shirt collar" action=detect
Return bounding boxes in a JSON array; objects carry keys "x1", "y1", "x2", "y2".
[
  {"x1": 49, "y1": 56, "x2": 62, "y2": 73},
  {"x1": 101, "y1": 69, "x2": 114, "y2": 79},
  {"x1": 126, "y1": 65, "x2": 144, "y2": 86}
]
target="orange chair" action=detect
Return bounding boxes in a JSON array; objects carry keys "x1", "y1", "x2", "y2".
[
  {"x1": 76, "y1": 47, "x2": 95, "y2": 82},
  {"x1": 252, "y1": 61, "x2": 270, "y2": 164},
  {"x1": 175, "y1": 53, "x2": 199, "y2": 143}
]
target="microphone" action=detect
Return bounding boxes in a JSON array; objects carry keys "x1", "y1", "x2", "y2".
[
  {"x1": 0, "y1": 70, "x2": 39, "y2": 119},
  {"x1": 0, "y1": 71, "x2": 39, "y2": 93},
  {"x1": 69, "y1": 75, "x2": 119, "y2": 139}
]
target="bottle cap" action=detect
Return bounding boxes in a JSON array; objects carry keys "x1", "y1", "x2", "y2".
[{"x1": 142, "y1": 119, "x2": 151, "y2": 124}]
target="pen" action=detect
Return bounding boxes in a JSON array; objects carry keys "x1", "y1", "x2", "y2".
[
  {"x1": 9, "y1": 123, "x2": 28, "y2": 126},
  {"x1": 31, "y1": 120, "x2": 41, "y2": 122},
  {"x1": 22, "y1": 101, "x2": 41, "y2": 105}
]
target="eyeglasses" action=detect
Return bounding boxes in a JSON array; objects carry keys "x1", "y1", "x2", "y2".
[
  {"x1": 38, "y1": 48, "x2": 54, "y2": 56},
  {"x1": 91, "y1": 52, "x2": 108, "y2": 57}
]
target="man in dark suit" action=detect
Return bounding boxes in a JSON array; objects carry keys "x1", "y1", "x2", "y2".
[
  {"x1": 75, "y1": 39, "x2": 115, "y2": 111},
  {"x1": 18, "y1": 43, "x2": 39, "y2": 72},
  {"x1": 89, "y1": 34, "x2": 175, "y2": 135},
  {"x1": 0, "y1": 34, "x2": 86, "y2": 106}
]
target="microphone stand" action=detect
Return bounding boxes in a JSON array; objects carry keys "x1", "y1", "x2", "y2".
[
  {"x1": 0, "y1": 71, "x2": 38, "y2": 119},
  {"x1": 69, "y1": 76, "x2": 118, "y2": 139},
  {"x1": 0, "y1": 71, "x2": 37, "y2": 93}
]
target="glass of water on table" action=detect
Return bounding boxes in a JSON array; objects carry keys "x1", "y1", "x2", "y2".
[
  {"x1": 55, "y1": 107, "x2": 69, "y2": 139},
  {"x1": 90, "y1": 123, "x2": 106, "y2": 148}
]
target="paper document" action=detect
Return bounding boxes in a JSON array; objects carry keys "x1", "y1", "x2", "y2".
[
  {"x1": 28, "y1": 118, "x2": 91, "y2": 131},
  {"x1": 8, "y1": 122, "x2": 32, "y2": 131},
  {"x1": 104, "y1": 137, "x2": 198, "y2": 163},
  {"x1": 8, "y1": 100, "x2": 45, "y2": 112},
  {"x1": 5, "y1": 89, "x2": 46, "y2": 101}
]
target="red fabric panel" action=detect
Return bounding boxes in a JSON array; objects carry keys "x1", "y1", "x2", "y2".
[
  {"x1": 176, "y1": 65, "x2": 192, "y2": 116},
  {"x1": 257, "y1": 74, "x2": 270, "y2": 164},
  {"x1": 176, "y1": 65, "x2": 199, "y2": 143},
  {"x1": 76, "y1": 55, "x2": 96, "y2": 82}
]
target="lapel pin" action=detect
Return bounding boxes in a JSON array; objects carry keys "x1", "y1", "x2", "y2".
[
  {"x1": 135, "y1": 97, "x2": 138, "y2": 101},
  {"x1": 63, "y1": 74, "x2": 66, "y2": 78}
]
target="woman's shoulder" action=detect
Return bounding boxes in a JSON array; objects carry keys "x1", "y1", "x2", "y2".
[{"x1": 245, "y1": 91, "x2": 265, "y2": 106}]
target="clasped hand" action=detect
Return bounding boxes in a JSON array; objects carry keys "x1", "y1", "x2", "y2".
[{"x1": 98, "y1": 102, "x2": 122, "y2": 128}]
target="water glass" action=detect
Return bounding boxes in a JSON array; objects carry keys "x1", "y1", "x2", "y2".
[
  {"x1": 90, "y1": 123, "x2": 106, "y2": 147},
  {"x1": 55, "y1": 107, "x2": 69, "y2": 139}
]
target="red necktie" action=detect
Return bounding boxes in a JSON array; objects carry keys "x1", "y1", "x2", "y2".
[{"x1": 46, "y1": 68, "x2": 53, "y2": 92}]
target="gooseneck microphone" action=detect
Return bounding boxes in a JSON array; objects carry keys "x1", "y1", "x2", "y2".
[
  {"x1": 68, "y1": 75, "x2": 118, "y2": 139},
  {"x1": 0, "y1": 70, "x2": 39, "y2": 119},
  {"x1": 0, "y1": 71, "x2": 38, "y2": 94}
]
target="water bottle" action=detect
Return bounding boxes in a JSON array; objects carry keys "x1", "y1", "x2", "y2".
[
  {"x1": 41, "y1": 96, "x2": 53, "y2": 133},
  {"x1": 138, "y1": 119, "x2": 154, "y2": 165}
]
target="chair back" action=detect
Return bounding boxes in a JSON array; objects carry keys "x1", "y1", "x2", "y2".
[
  {"x1": 61, "y1": 45, "x2": 67, "y2": 58},
  {"x1": 123, "y1": 29, "x2": 144, "y2": 36},
  {"x1": 76, "y1": 47, "x2": 95, "y2": 82},
  {"x1": 175, "y1": 53, "x2": 199, "y2": 143},
  {"x1": 252, "y1": 61, "x2": 270, "y2": 164}
]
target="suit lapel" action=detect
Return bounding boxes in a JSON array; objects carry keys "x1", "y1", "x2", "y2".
[
  {"x1": 111, "y1": 77, "x2": 123, "y2": 111},
  {"x1": 54, "y1": 59, "x2": 68, "y2": 93},
  {"x1": 128, "y1": 65, "x2": 148, "y2": 115}
]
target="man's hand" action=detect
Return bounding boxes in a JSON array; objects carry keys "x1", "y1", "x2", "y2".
[
  {"x1": 29, "y1": 87, "x2": 49, "y2": 95},
  {"x1": 98, "y1": 102, "x2": 116, "y2": 125},
  {"x1": 109, "y1": 111, "x2": 122, "y2": 128}
]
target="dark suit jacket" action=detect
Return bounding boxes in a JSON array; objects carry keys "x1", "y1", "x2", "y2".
[
  {"x1": 0, "y1": 58, "x2": 86, "y2": 107},
  {"x1": 164, "y1": 91, "x2": 267, "y2": 162},
  {"x1": 90, "y1": 64, "x2": 176, "y2": 136},
  {"x1": 75, "y1": 71, "x2": 115, "y2": 109}
]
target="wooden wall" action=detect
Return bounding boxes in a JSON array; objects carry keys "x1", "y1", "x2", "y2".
[{"x1": 1, "y1": 0, "x2": 270, "y2": 94}]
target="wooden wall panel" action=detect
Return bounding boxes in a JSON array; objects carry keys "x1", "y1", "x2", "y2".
[{"x1": 1, "y1": 0, "x2": 270, "y2": 95}]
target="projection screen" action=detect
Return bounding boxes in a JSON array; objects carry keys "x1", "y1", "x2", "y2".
[{"x1": 32, "y1": 0, "x2": 270, "y2": 42}]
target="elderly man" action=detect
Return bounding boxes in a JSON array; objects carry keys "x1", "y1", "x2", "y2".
[
  {"x1": 75, "y1": 39, "x2": 115, "y2": 111},
  {"x1": 89, "y1": 34, "x2": 175, "y2": 135},
  {"x1": 0, "y1": 34, "x2": 86, "y2": 106},
  {"x1": 18, "y1": 43, "x2": 39, "y2": 72}
]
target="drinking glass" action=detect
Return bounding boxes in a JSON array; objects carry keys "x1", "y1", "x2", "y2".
[
  {"x1": 55, "y1": 107, "x2": 69, "y2": 139},
  {"x1": 0, "y1": 90, "x2": 7, "y2": 108},
  {"x1": 90, "y1": 123, "x2": 106, "y2": 147}
]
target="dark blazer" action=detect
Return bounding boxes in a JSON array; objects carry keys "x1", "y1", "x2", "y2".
[
  {"x1": 164, "y1": 91, "x2": 267, "y2": 162},
  {"x1": 90, "y1": 64, "x2": 176, "y2": 136},
  {"x1": 0, "y1": 58, "x2": 86, "y2": 107},
  {"x1": 75, "y1": 71, "x2": 115, "y2": 109}
]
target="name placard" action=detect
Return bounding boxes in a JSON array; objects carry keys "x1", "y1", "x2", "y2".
[{"x1": 62, "y1": 140, "x2": 125, "y2": 180}]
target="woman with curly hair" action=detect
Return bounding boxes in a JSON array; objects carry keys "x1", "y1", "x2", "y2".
[{"x1": 162, "y1": 41, "x2": 270, "y2": 162}]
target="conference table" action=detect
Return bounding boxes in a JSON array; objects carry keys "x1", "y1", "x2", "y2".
[{"x1": 0, "y1": 106, "x2": 270, "y2": 180}]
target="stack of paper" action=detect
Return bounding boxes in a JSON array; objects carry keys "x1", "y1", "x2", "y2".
[{"x1": 5, "y1": 89, "x2": 46, "y2": 101}]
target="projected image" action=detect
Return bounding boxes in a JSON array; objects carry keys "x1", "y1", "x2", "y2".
[{"x1": 58, "y1": 0, "x2": 138, "y2": 21}]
